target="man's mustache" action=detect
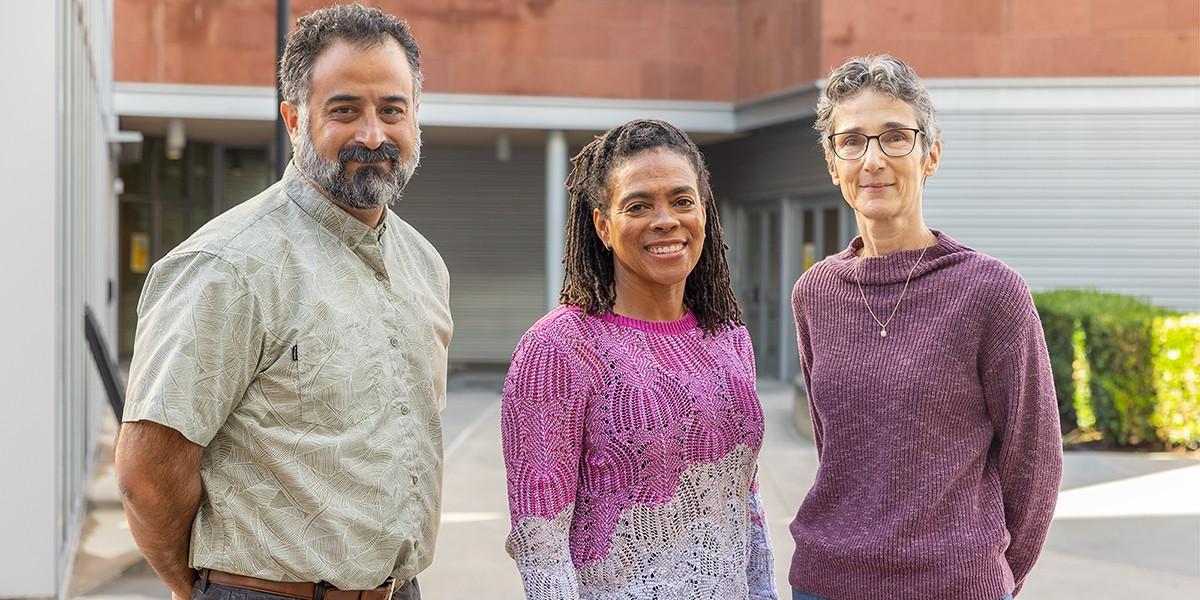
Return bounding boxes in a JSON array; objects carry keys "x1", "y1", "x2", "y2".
[{"x1": 339, "y1": 143, "x2": 401, "y2": 166}]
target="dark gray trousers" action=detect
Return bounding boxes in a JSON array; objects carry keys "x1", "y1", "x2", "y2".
[{"x1": 192, "y1": 579, "x2": 420, "y2": 600}]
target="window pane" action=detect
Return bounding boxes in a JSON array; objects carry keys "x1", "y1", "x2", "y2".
[
  {"x1": 823, "y1": 207, "x2": 841, "y2": 257},
  {"x1": 221, "y1": 148, "x2": 271, "y2": 212}
]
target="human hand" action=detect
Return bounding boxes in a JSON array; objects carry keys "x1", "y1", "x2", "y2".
[
  {"x1": 172, "y1": 589, "x2": 193, "y2": 600},
  {"x1": 168, "y1": 572, "x2": 196, "y2": 600}
]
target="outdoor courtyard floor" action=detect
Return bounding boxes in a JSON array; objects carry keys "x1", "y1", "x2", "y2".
[{"x1": 78, "y1": 376, "x2": 1200, "y2": 599}]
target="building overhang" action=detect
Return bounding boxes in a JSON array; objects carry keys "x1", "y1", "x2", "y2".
[
  {"x1": 113, "y1": 76, "x2": 1199, "y2": 139},
  {"x1": 921, "y1": 77, "x2": 1200, "y2": 113},
  {"x1": 112, "y1": 81, "x2": 827, "y2": 135}
]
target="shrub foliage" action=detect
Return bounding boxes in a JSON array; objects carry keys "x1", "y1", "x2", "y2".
[{"x1": 1032, "y1": 290, "x2": 1198, "y2": 448}]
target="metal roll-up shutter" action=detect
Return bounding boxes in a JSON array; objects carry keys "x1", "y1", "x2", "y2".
[
  {"x1": 925, "y1": 107, "x2": 1200, "y2": 312},
  {"x1": 399, "y1": 142, "x2": 547, "y2": 363}
]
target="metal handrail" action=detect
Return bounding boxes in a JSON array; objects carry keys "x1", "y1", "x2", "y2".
[{"x1": 84, "y1": 305, "x2": 125, "y2": 420}]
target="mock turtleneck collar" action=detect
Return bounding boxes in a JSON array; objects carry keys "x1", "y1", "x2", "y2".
[{"x1": 823, "y1": 229, "x2": 974, "y2": 286}]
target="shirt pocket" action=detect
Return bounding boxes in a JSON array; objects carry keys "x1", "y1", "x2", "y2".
[{"x1": 291, "y1": 333, "x2": 382, "y2": 430}]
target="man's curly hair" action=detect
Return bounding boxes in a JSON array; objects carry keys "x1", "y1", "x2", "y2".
[{"x1": 279, "y1": 3, "x2": 422, "y2": 107}]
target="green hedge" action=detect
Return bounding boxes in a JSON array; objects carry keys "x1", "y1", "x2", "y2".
[
  {"x1": 1032, "y1": 291, "x2": 1085, "y2": 433},
  {"x1": 1083, "y1": 302, "x2": 1162, "y2": 445},
  {"x1": 1032, "y1": 290, "x2": 1199, "y2": 448},
  {"x1": 1152, "y1": 316, "x2": 1200, "y2": 448}
]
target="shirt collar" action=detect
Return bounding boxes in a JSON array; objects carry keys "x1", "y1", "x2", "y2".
[{"x1": 283, "y1": 162, "x2": 387, "y2": 248}]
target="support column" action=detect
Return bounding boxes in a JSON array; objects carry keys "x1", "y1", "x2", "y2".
[
  {"x1": 274, "y1": 0, "x2": 291, "y2": 178},
  {"x1": 779, "y1": 198, "x2": 803, "y2": 381},
  {"x1": 545, "y1": 130, "x2": 567, "y2": 311}
]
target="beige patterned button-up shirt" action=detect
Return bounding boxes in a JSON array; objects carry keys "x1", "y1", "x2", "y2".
[{"x1": 124, "y1": 163, "x2": 452, "y2": 589}]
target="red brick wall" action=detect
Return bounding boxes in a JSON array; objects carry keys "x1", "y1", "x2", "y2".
[
  {"x1": 400, "y1": 0, "x2": 739, "y2": 100},
  {"x1": 114, "y1": 0, "x2": 741, "y2": 101},
  {"x1": 738, "y1": 0, "x2": 821, "y2": 99},
  {"x1": 115, "y1": 0, "x2": 277, "y2": 85},
  {"x1": 114, "y1": 0, "x2": 1199, "y2": 102},
  {"x1": 819, "y1": 0, "x2": 1199, "y2": 79}
]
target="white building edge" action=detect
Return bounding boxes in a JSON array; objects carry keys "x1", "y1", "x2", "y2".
[{"x1": 0, "y1": 1, "x2": 120, "y2": 598}]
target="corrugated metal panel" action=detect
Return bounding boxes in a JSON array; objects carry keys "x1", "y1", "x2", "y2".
[
  {"x1": 706, "y1": 120, "x2": 832, "y2": 202},
  {"x1": 925, "y1": 111, "x2": 1200, "y2": 312},
  {"x1": 397, "y1": 143, "x2": 546, "y2": 363}
]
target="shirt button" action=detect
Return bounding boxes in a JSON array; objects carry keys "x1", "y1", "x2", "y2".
[
  {"x1": 375, "y1": 271, "x2": 385, "y2": 281},
  {"x1": 389, "y1": 336, "x2": 400, "y2": 348}
]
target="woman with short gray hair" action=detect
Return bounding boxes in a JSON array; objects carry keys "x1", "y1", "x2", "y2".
[{"x1": 788, "y1": 55, "x2": 1062, "y2": 600}]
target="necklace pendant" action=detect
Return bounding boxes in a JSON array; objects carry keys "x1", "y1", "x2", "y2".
[{"x1": 880, "y1": 328, "x2": 888, "y2": 338}]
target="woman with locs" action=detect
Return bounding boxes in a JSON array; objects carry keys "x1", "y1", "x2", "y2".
[
  {"x1": 788, "y1": 55, "x2": 1063, "y2": 600},
  {"x1": 500, "y1": 118, "x2": 777, "y2": 599}
]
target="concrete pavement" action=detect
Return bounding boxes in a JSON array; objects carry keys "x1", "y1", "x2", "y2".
[{"x1": 78, "y1": 377, "x2": 1200, "y2": 599}]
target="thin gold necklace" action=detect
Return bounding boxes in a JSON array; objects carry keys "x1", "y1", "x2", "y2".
[{"x1": 854, "y1": 243, "x2": 929, "y2": 338}]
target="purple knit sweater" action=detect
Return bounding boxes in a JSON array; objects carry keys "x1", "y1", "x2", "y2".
[
  {"x1": 790, "y1": 231, "x2": 1062, "y2": 600},
  {"x1": 501, "y1": 306, "x2": 777, "y2": 600}
]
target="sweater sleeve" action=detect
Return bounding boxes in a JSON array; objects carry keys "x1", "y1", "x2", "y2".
[
  {"x1": 745, "y1": 474, "x2": 778, "y2": 600},
  {"x1": 501, "y1": 330, "x2": 586, "y2": 599},
  {"x1": 981, "y1": 307, "x2": 1063, "y2": 595}
]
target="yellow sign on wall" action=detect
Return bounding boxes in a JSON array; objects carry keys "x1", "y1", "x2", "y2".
[
  {"x1": 130, "y1": 232, "x2": 149, "y2": 274},
  {"x1": 803, "y1": 242, "x2": 817, "y2": 271}
]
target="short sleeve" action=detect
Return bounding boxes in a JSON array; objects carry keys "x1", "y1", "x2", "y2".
[{"x1": 124, "y1": 251, "x2": 264, "y2": 446}]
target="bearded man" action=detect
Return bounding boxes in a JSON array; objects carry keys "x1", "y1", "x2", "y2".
[{"x1": 115, "y1": 5, "x2": 450, "y2": 600}]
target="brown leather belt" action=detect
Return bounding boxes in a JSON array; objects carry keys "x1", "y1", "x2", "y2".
[{"x1": 200, "y1": 569, "x2": 398, "y2": 600}]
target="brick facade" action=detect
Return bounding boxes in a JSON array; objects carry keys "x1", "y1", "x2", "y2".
[
  {"x1": 114, "y1": 0, "x2": 1199, "y2": 102},
  {"x1": 819, "y1": 0, "x2": 1200, "y2": 78}
]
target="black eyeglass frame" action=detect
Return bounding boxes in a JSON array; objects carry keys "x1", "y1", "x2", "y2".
[{"x1": 827, "y1": 127, "x2": 925, "y2": 160}]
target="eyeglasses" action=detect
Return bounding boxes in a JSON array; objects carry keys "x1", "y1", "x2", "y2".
[{"x1": 828, "y1": 128, "x2": 924, "y2": 160}]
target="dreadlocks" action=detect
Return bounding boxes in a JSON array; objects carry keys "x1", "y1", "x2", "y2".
[{"x1": 559, "y1": 118, "x2": 742, "y2": 335}]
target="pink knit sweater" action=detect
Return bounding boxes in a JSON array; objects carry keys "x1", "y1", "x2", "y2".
[
  {"x1": 501, "y1": 306, "x2": 777, "y2": 600},
  {"x1": 790, "y1": 231, "x2": 1062, "y2": 600}
]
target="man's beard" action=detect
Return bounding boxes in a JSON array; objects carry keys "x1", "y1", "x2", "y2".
[{"x1": 293, "y1": 111, "x2": 421, "y2": 210}]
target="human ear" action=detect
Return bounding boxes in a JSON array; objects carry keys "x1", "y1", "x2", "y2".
[
  {"x1": 826, "y1": 152, "x2": 840, "y2": 186},
  {"x1": 280, "y1": 102, "x2": 302, "y2": 144},
  {"x1": 592, "y1": 207, "x2": 611, "y2": 250},
  {"x1": 923, "y1": 138, "x2": 942, "y2": 177}
]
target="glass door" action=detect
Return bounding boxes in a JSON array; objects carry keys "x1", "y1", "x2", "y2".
[
  {"x1": 741, "y1": 203, "x2": 782, "y2": 376},
  {"x1": 117, "y1": 139, "x2": 270, "y2": 359},
  {"x1": 738, "y1": 197, "x2": 846, "y2": 381}
]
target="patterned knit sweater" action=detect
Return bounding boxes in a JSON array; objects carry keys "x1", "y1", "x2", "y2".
[
  {"x1": 501, "y1": 306, "x2": 778, "y2": 600},
  {"x1": 790, "y1": 231, "x2": 1062, "y2": 600}
]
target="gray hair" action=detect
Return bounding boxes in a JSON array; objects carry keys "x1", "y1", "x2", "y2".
[
  {"x1": 279, "y1": 3, "x2": 423, "y2": 108},
  {"x1": 814, "y1": 55, "x2": 939, "y2": 159}
]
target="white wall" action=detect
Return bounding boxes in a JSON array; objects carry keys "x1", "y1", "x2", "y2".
[
  {"x1": 0, "y1": 0, "x2": 60, "y2": 596},
  {"x1": 924, "y1": 78, "x2": 1200, "y2": 312},
  {"x1": 0, "y1": 0, "x2": 116, "y2": 596}
]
